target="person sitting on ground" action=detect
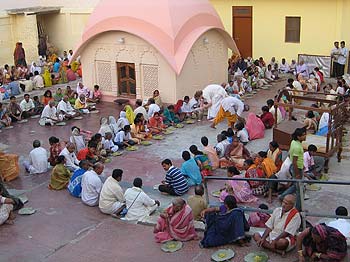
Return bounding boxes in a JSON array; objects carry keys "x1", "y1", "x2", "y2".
[
  {"x1": 81, "y1": 162, "x2": 104, "y2": 207},
  {"x1": 57, "y1": 95, "x2": 80, "y2": 119},
  {"x1": 123, "y1": 177, "x2": 160, "y2": 221},
  {"x1": 7, "y1": 96, "x2": 23, "y2": 122},
  {"x1": 148, "y1": 111, "x2": 167, "y2": 134},
  {"x1": 215, "y1": 133, "x2": 230, "y2": 159},
  {"x1": 113, "y1": 125, "x2": 136, "y2": 149},
  {"x1": 181, "y1": 151, "x2": 202, "y2": 186},
  {"x1": 131, "y1": 117, "x2": 149, "y2": 143},
  {"x1": 59, "y1": 143, "x2": 80, "y2": 172},
  {"x1": 243, "y1": 158, "x2": 267, "y2": 196},
  {"x1": 147, "y1": 98, "x2": 161, "y2": 119},
  {"x1": 257, "y1": 151, "x2": 277, "y2": 178},
  {"x1": 49, "y1": 155, "x2": 71, "y2": 190},
  {"x1": 201, "y1": 136, "x2": 219, "y2": 170},
  {"x1": 267, "y1": 99, "x2": 282, "y2": 124},
  {"x1": 32, "y1": 71, "x2": 44, "y2": 89},
  {"x1": 154, "y1": 197, "x2": 197, "y2": 243},
  {"x1": 74, "y1": 94, "x2": 90, "y2": 114},
  {"x1": 0, "y1": 189, "x2": 16, "y2": 226},
  {"x1": 223, "y1": 136, "x2": 250, "y2": 169},
  {"x1": 219, "y1": 166, "x2": 257, "y2": 203},
  {"x1": 235, "y1": 121, "x2": 249, "y2": 145},
  {"x1": 327, "y1": 206, "x2": 350, "y2": 238},
  {"x1": 42, "y1": 90, "x2": 53, "y2": 106},
  {"x1": 279, "y1": 58, "x2": 290, "y2": 74},
  {"x1": 0, "y1": 103, "x2": 12, "y2": 128},
  {"x1": 99, "y1": 169, "x2": 125, "y2": 215},
  {"x1": 248, "y1": 204, "x2": 271, "y2": 228},
  {"x1": 115, "y1": 111, "x2": 129, "y2": 131},
  {"x1": 70, "y1": 126, "x2": 86, "y2": 153},
  {"x1": 19, "y1": 93, "x2": 35, "y2": 118},
  {"x1": 158, "y1": 159, "x2": 189, "y2": 196},
  {"x1": 77, "y1": 141, "x2": 98, "y2": 164},
  {"x1": 296, "y1": 223, "x2": 347, "y2": 262},
  {"x1": 91, "y1": 85, "x2": 102, "y2": 103},
  {"x1": 103, "y1": 132, "x2": 118, "y2": 155},
  {"x1": 66, "y1": 65, "x2": 77, "y2": 82},
  {"x1": 53, "y1": 88, "x2": 64, "y2": 103},
  {"x1": 134, "y1": 99, "x2": 149, "y2": 121},
  {"x1": 124, "y1": 104, "x2": 135, "y2": 125},
  {"x1": 200, "y1": 195, "x2": 250, "y2": 248},
  {"x1": 76, "y1": 82, "x2": 90, "y2": 98},
  {"x1": 265, "y1": 64, "x2": 275, "y2": 82},
  {"x1": 304, "y1": 110, "x2": 318, "y2": 132},
  {"x1": 188, "y1": 185, "x2": 207, "y2": 221},
  {"x1": 6, "y1": 76, "x2": 20, "y2": 96},
  {"x1": 254, "y1": 194, "x2": 301, "y2": 255},
  {"x1": 33, "y1": 95, "x2": 44, "y2": 115},
  {"x1": 267, "y1": 141, "x2": 283, "y2": 171},
  {"x1": 179, "y1": 96, "x2": 193, "y2": 120},
  {"x1": 303, "y1": 144, "x2": 321, "y2": 180},
  {"x1": 190, "y1": 145, "x2": 212, "y2": 176},
  {"x1": 163, "y1": 105, "x2": 180, "y2": 126},
  {"x1": 23, "y1": 140, "x2": 48, "y2": 174},
  {"x1": 89, "y1": 133, "x2": 107, "y2": 160},
  {"x1": 67, "y1": 160, "x2": 89, "y2": 198},
  {"x1": 152, "y1": 89, "x2": 163, "y2": 109},
  {"x1": 259, "y1": 105, "x2": 275, "y2": 129},
  {"x1": 98, "y1": 117, "x2": 113, "y2": 137},
  {"x1": 48, "y1": 136, "x2": 62, "y2": 166},
  {"x1": 39, "y1": 100, "x2": 61, "y2": 126}
]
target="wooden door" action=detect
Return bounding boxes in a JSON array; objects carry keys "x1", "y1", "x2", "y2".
[
  {"x1": 117, "y1": 62, "x2": 136, "y2": 97},
  {"x1": 232, "y1": 6, "x2": 252, "y2": 58}
]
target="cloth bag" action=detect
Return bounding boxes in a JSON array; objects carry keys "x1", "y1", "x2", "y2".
[{"x1": 245, "y1": 113, "x2": 265, "y2": 140}]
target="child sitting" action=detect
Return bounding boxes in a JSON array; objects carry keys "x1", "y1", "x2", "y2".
[
  {"x1": 259, "y1": 106, "x2": 274, "y2": 129},
  {"x1": 187, "y1": 185, "x2": 208, "y2": 221},
  {"x1": 304, "y1": 144, "x2": 321, "y2": 180},
  {"x1": 304, "y1": 110, "x2": 318, "y2": 132},
  {"x1": 189, "y1": 145, "x2": 212, "y2": 176},
  {"x1": 215, "y1": 133, "x2": 230, "y2": 158},
  {"x1": 181, "y1": 151, "x2": 202, "y2": 186},
  {"x1": 248, "y1": 204, "x2": 270, "y2": 228},
  {"x1": 226, "y1": 128, "x2": 234, "y2": 143},
  {"x1": 235, "y1": 122, "x2": 249, "y2": 145},
  {"x1": 201, "y1": 136, "x2": 219, "y2": 169},
  {"x1": 113, "y1": 125, "x2": 136, "y2": 149},
  {"x1": 103, "y1": 132, "x2": 118, "y2": 155}
]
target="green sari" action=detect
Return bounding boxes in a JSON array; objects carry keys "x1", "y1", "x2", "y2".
[
  {"x1": 49, "y1": 164, "x2": 71, "y2": 190},
  {"x1": 163, "y1": 108, "x2": 180, "y2": 125}
]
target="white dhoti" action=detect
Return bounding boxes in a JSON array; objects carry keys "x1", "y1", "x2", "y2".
[{"x1": 202, "y1": 84, "x2": 227, "y2": 120}]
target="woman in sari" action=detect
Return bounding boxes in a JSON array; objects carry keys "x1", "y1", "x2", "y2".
[
  {"x1": 297, "y1": 223, "x2": 347, "y2": 262},
  {"x1": 154, "y1": 198, "x2": 197, "y2": 243},
  {"x1": 124, "y1": 105, "x2": 135, "y2": 125},
  {"x1": 223, "y1": 136, "x2": 250, "y2": 169},
  {"x1": 200, "y1": 195, "x2": 250, "y2": 248},
  {"x1": 189, "y1": 145, "x2": 212, "y2": 177},
  {"x1": 42, "y1": 90, "x2": 53, "y2": 106},
  {"x1": 243, "y1": 158, "x2": 267, "y2": 196},
  {"x1": 116, "y1": 111, "x2": 129, "y2": 131},
  {"x1": 59, "y1": 65, "x2": 68, "y2": 84},
  {"x1": 220, "y1": 166, "x2": 257, "y2": 203},
  {"x1": 49, "y1": 155, "x2": 71, "y2": 190},
  {"x1": 43, "y1": 68, "x2": 52, "y2": 87},
  {"x1": 70, "y1": 127, "x2": 86, "y2": 153},
  {"x1": 267, "y1": 141, "x2": 283, "y2": 171},
  {"x1": 163, "y1": 105, "x2": 180, "y2": 126},
  {"x1": 98, "y1": 117, "x2": 113, "y2": 137},
  {"x1": 48, "y1": 136, "x2": 62, "y2": 166},
  {"x1": 153, "y1": 89, "x2": 163, "y2": 109},
  {"x1": 130, "y1": 118, "x2": 148, "y2": 143},
  {"x1": 108, "y1": 116, "x2": 119, "y2": 136},
  {"x1": 148, "y1": 112, "x2": 166, "y2": 134},
  {"x1": 53, "y1": 88, "x2": 64, "y2": 103}
]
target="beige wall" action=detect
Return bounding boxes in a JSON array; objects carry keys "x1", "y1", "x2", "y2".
[
  {"x1": 79, "y1": 31, "x2": 177, "y2": 103},
  {"x1": 0, "y1": 15, "x2": 14, "y2": 65},
  {"x1": 176, "y1": 29, "x2": 229, "y2": 100}
]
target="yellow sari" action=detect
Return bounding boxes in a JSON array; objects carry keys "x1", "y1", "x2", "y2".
[
  {"x1": 49, "y1": 164, "x2": 71, "y2": 190},
  {"x1": 43, "y1": 69, "x2": 52, "y2": 87},
  {"x1": 125, "y1": 105, "x2": 135, "y2": 124}
]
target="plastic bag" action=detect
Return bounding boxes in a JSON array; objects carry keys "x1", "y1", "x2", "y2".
[{"x1": 245, "y1": 113, "x2": 265, "y2": 140}]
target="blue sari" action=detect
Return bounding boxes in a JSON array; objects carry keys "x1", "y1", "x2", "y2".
[{"x1": 200, "y1": 207, "x2": 249, "y2": 248}]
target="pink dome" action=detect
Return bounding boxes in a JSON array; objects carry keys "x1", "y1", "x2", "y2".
[{"x1": 73, "y1": 0, "x2": 237, "y2": 74}]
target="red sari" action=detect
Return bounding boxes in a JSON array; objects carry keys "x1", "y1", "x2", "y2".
[{"x1": 154, "y1": 204, "x2": 197, "y2": 243}]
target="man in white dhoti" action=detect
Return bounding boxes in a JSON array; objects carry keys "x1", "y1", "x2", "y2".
[
  {"x1": 57, "y1": 96, "x2": 79, "y2": 119},
  {"x1": 202, "y1": 84, "x2": 227, "y2": 120},
  {"x1": 59, "y1": 143, "x2": 80, "y2": 172},
  {"x1": 39, "y1": 101, "x2": 62, "y2": 126},
  {"x1": 23, "y1": 140, "x2": 48, "y2": 174}
]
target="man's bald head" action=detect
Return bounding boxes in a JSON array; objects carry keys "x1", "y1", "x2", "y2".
[
  {"x1": 284, "y1": 194, "x2": 296, "y2": 205},
  {"x1": 282, "y1": 194, "x2": 296, "y2": 213}
]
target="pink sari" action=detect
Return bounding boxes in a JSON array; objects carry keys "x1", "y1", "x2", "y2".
[
  {"x1": 154, "y1": 204, "x2": 197, "y2": 243},
  {"x1": 219, "y1": 175, "x2": 257, "y2": 203}
]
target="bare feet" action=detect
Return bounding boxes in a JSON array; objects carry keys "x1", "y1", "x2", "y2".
[{"x1": 210, "y1": 123, "x2": 216, "y2": 129}]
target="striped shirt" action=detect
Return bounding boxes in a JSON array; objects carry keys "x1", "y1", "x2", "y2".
[{"x1": 165, "y1": 166, "x2": 189, "y2": 195}]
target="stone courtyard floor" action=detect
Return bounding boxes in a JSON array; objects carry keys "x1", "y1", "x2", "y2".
[{"x1": 0, "y1": 79, "x2": 349, "y2": 262}]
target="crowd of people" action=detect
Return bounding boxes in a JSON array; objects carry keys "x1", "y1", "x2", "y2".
[{"x1": 1, "y1": 49, "x2": 349, "y2": 261}]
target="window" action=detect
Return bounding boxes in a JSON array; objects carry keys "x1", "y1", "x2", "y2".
[{"x1": 285, "y1": 17, "x2": 301, "y2": 43}]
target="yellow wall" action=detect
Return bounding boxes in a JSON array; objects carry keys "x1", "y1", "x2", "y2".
[{"x1": 210, "y1": 0, "x2": 350, "y2": 63}]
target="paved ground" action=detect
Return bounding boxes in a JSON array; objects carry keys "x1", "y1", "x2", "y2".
[{"x1": 0, "y1": 78, "x2": 349, "y2": 262}]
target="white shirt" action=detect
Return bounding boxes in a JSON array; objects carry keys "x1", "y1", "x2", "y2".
[
  {"x1": 19, "y1": 80, "x2": 34, "y2": 92},
  {"x1": 77, "y1": 86, "x2": 90, "y2": 98},
  {"x1": 124, "y1": 187, "x2": 156, "y2": 221},
  {"x1": 279, "y1": 63, "x2": 290, "y2": 73},
  {"x1": 99, "y1": 176, "x2": 124, "y2": 214},
  {"x1": 114, "y1": 130, "x2": 132, "y2": 143},
  {"x1": 103, "y1": 139, "x2": 118, "y2": 151},
  {"x1": 147, "y1": 103, "x2": 160, "y2": 118},
  {"x1": 180, "y1": 102, "x2": 192, "y2": 113},
  {"x1": 215, "y1": 140, "x2": 230, "y2": 158},
  {"x1": 28, "y1": 147, "x2": 48, "y2": 174},
  {"x1": 59, "y1": 147, "x2": 80, "y2": 171},
  {"x1": 336, "y1": 86, "x2": 345, "y2": 95},
  {"x1": 33, "y1": 75, "x2": 44, "y2": 89},
  {"x1": 269, "y1": 106, "x2": 282, "y2": 124},
  {"x1": 331, "y1": 47, "x2": 340, "y2": 62},
  {"x1": 20, "y1": 99, "x2": 35, "y2": 112},
  {"x1": 41, "y1": 105, "x2": 57, "y2": 119},
  {"x1": 57, "y1": 100, "x2": 74, "y2": 113},
  {"x1": 221, "y1": 96, "x2": 244, "y2": 116},
  {"x1": 189, "y1": 97, "x2": 200, "y2": 110},
  {"x1": 327, "y1": 219, "x2": 350, "y2": 238},
  {"x1": 296, "y1": 64, "x2": 308, "y2": 78},
  {"x1": 81, "y1": 170, "x2": 103, "y2": 206},
  {"x1": 134, "y1": 106, "x2": 149, "y2": 121},
  {"x1": 237, "y1": 129, "x2": 249, "y2": 143},
  {"x1": 338, "y1": 47, "x2": 348, "y2": 65}
]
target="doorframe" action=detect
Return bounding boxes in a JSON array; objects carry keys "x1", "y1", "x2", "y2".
[
  {"x1": 116, "y1": 62, "x2": 136, "y2": 98},
  {"x1": 232, "y1": 6, "x2": 253, "y2": 58}
]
